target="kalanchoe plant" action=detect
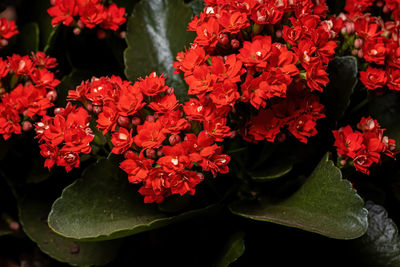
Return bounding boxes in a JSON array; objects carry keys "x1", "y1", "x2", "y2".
[{"x1": 1, "y1": 0, "x2": 400, "y2": 266}]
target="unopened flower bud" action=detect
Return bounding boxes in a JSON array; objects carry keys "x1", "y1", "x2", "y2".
[
  {"x1": 119, "y1": 31, "x2": 126, "y2": 39},
  {"x1": 146, "y1": 148, "x2": 156, "y2": 158},
  {"x1": 277, "y1": 132, "x2": 286, "y2": 142},
  {"x1": 73, "y1": 27, "x2": 81, "y2": 35},
  {"x1": 92, "y1": 105, "x2": 103, "y2": 114},
  {"x1": 54, "y1": 107, "x2": 64, "y2": 115},
  {"x1": 229, "y1": 131, "x2": 237, "y2": 139},
  {"x1": 22, "y1": 121, "x2": 33, "y2": 132},
  {"x1": 157, "y1": 149, "x2": 163, "y2": 157},
  {"x1": 0, "y1": 39, "x2": 8, "y2": 47},
  {"x1": 166, "y1": 87, "x2": 174, "y2": 95},
  {"x1": 351, "y1": 49, "x2": 358, "y2": 56},
  {"x1": 341, "y1": 27, "x2": 347, "y2": 35},
  {"x1": 86, "y1": 103, "x2": 93, "y2": 112},
  {"x1": 131, "y1": 116, "x2": 141, "y2": 126},
  {"x1": 77, "y1": 20, "x2": 85, "y2": 29},
  {"x1": 0, "y1": 88, "x2": 5, "y2": 95},
  {"x1": 218, "y1": 33, "x2": 229, "y2": 45},
  {"x1": 46, "y1": 90, "x2": 57, "y2": 102},
  {"x1": 117, "y1": 115, "x2": 131, "y2": 127},
  {"x1": 146, "y1": 115, "x2": 155, "y2": 122},
  {"x1": 275, "y1": 30, "x2": 282, "y2": 38},
  {"x1": 340, "y1": 159, "x2": 347, "y2": 166},
  {"x1": 9, "y1": 221, "x2": 20, "y2": 231},
  {"x1": 354, "y1": 38, "x2": 363, "y2": 49},
  {"x1": 97, "y1": 29, "x2": 107, "y2": 39},
  {"x1": 231, "y1": 39, "x2": 240, "y2": 49},
  {"x1": 169, "y1": 134, "x2": 181, "y2": 146},
  {"x1": 50, "y1": 0, "x2": 56, "y2": 5},
  {"x1": 124, "y1": 150, "x2": 136, "y2": 159},
  {"x1": 383, "y1": 5, "x2": 390, "y2": 13},
  {"x1": 376, "y1": 1, "x2": 383, "y2": 7},
  {"x1": 196, "y1": 172, "x2": 204, "y2": 181},
  {"x1": 357, "y1": 49, "x2": 364, "y2": 58},
  {"x1": 345, "y1": 22, "x2": 354, "y2": 34}
]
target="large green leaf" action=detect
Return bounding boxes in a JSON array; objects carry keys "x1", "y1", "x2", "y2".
[
  {"x1": 215, "y1": 231, "x2": 245, "y2": 267},
  {"x1": 354, "y1": 201, "x2": 400, "y2": 267},
  {"x1": 230, "y1": 153, "x2": 368, "y2": 239},
  {"x1": 48, "y1": 159, "x2": 216, "y2": 241},
  {"x1": 322, "y1": 56, "x2": 358, "y2": 125},
  {"x1": 124, "y1": 0, "x2": 195, "y2": 101},
  {"x1": 368, "y1": 91, "x2": 400, "y2": 145},
  {"x1": 19, "y1": 197, "x2": 121, "y2": 266}
]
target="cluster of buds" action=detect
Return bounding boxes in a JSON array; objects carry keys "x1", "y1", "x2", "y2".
[
  {"x1": 0, "y1": 52, "x2": 59, "y2": 140},
  {"x1": 174, "y1": 0, "x2": 338, "y2": 144},
  {"x1": 333, "y1": 117, "x2": 396, "y2": 174}
]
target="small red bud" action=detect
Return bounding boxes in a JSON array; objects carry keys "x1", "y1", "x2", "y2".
[
  {"x1": 354, "y1": 38, "x2": 363, "y2": 49},
  {"x1": 166, "y1": 87, "x2": 174, "y2": 95},
  {"x1": 146, "y1": 148, "x2": 156, "y2": 158},
  {"x1": 351, "y1": 49, "x2": 358, "y2": 56},
  {"x1": 169, "y1": 134, "x2": 181, "y2": 146},
  {"x1": 383, "y1": 5, "x2": 390, "y2": 13},
  {"x1": 131, "y1": 116, "x2": 141, "y2": 126},
  {"x1": 73, "y1": 27, "x2": 81, "y2": 35},
  {"x1": 157, "y1": 149, "x2": 163, "y2": 157},
  {"x1": 231, "y1": 39, "x2": 240, "y2": 49},
  {"x1": 86, "y1": 103, "x2": 93, "y2": 112},
  {"x1": 50, "y1": 0, "x2": 56, "y2": 5},
  {"x1": 0, "y1": 39, "x2": 8, "y2": 47},
  {"x1": 117, "y1": 115, "x2": 131, "y2": 128},
  {"x1": 46, "y1": 90, "x2": 58, "y2": 102},
  {"x1": 218, "y1": 33, "x2": 229, "y2": 45},
  {"x1": 275, "y1": 30, "x2": 282, "y2": 39},
  {"x1": 277, "y1": 133, "x2": 286, "y2": 143},
  {"x1": 196, "y1": 172, "x2": 204, "y2": 181},
  {"x1": 92, "y1": 105, "x2": 103, "y2": 114},
  {"x1": 97, "y1": 29, "x2": 107, "y2": 39},
  {"x1": 146, "y1": 115, "x2": 155, "y2": 122},
  {"x1": 22, "y1": 121, "x2": 33, "y2": 132},
  {"x1": 357, "y1": 49, "x2": 364, "y2": 58},
  {"x1": 124, "y1": 150, "x2": 136, "y2": 159},
  {"x1": 120, "y1": 31, "x2": 127, "y2": 39},
  {"x1": 340, "y1": 159, "x2": 347, "y2": 166},
  {"x1": 9, "y1": 221, "x2": 20, "y2": 231},
  {"x1": 229, "y1": 131, "x2": 237, "y2": 139},
  {"x1": 0, "y1": 88, "x2": 5, "y2": 95},
  {"x1": 77, "y1": 20, "x2": 85, "y2": 29},
  {"x1": 376, "y1": 0, "x2": 383, "y2": 7},
  {"x1": 54, "y1": 107, "x2": 64, "y2": 115}
]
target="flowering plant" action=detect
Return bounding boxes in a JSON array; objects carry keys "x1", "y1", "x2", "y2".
[{"x1": 1, "y1": 0, "x2": 400, "y2": 266}]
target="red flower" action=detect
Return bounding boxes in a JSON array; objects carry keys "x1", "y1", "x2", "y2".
[
  {"x1": 120, "y1": 152, "x2": 154, "y2": 183},
  {"x1": 138, "y1": 72, "x2": 169, "y2": 96},
  {"x1": 0, "y1": 18, "x2": 18, "y2": 40},
  {"x1": 111, "y1": 127, "x2": 133, "y2": 154},
  {"x1": 133, "y1": 120, "x2": 166, "y2": 149},
  {"x1": 360, "y1": 67, "x2": 387, "y2": 90},
  {"x1": 47, "y1": 0, "x2": 78, "y2": 26}
]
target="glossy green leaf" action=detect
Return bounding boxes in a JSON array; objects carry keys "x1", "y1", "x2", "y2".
[
  {"x1": 368, "y1": 91, "x2": 400, "y2": 145},
  {"x1": 18, "y1": 22, "x2": 40, "y2": 54},
  {"x1": 249, "y1": 159, "x2": 293, "y2": 182},
  {"x1": 230, "y1": 153, "x2": 368, "y2": 239},
  {"x1": 354, "y1": 201, "x2": 400, "y2": 267},
  {"x1": 19, "y1": 197, "x2": 121, "y2": 266},
  {"x1": 48, "y1": 159, "x2": 216, "y2": 241},
  {"x1": 215, "y1": 231, "x2": 245, "y2": 267},
  {"x1": 322, "y1": 56, "x2": 358, "y2": 125},
  {"x1": 124, "y1": 0, "x2": 195, "y2": 101}
]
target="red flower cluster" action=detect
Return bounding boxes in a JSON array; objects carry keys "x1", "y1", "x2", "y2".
[
  {"x1": 67, "y1": 73, "x2": 230, "y2": 203},
  {"x1": 340, "y1": 1, "x2": 400, "y2": 91},
  {"x1": 35, "y1": 104, "x2": 93, "y2": 172},
  {"x1": 174, "y1": 0, "x2": 337, "y2": 144},
  {"x1": 333, "y1": 117, "x2": 396, "y2": 174},
  {"x1": 0, "y1": 18, "x2": 18, "y2": 48},
  {"x1": 0, "y1": 52, "x2": 59, "y2": 140},
  {"x1": 47, "y1": 0, "x2": 126, "y2": 31}
]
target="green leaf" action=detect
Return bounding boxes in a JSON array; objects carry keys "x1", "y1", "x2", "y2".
[
  {"x1": 215, "y1": 231, "x2": 245, "y2": 267},
  {"x1": 43, "y1": 25, "x2": 62, "y2": 55},
  {"x1": 249, "y1": 161, "x2": 293, "y2": 182},
  {"x1": 230, "y1": 153, "x2": 368, "y2": 240},
  {"x1": 322, "y1": 56, "x2": 358, "y2": 125},
  {"x1": 19, "y1": 197, "x2": 121, "y2": 266},
  {"x1": 124, "y1": 0, "x2": 195, "y2": 101},
  {"x1": 18, "y1": 22, "x2": 40, "y2": 54},
  {"x1": 368, "y1": 91, "x2": 400, "y2": 145},
  {"x1": 48, "y1": 159, "x2": 216, "y2": 241},
  {"x1": 26, "y1": 157, "x2": 50, "y2": 184},
  {"x1": 189, "y1": 0, "x2": 205, "y2": 16},
  {"x1": 354, "y1": 201, "x2": 400, "y2": 267}
]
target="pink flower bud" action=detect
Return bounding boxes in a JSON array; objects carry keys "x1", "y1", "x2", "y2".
[
  {"x1": 275, "y1": 30, "x2": 282, "y2": 39},
  {"x1": 354, "y1": 38, "x2": 363, "y2": 49},
  {"x1": 340, "y1": 159, "x2": 347, "y2": 166},
  {"x1": 351, "y1": 49, "x2": 358, "y2": 56},
  {"x1": 157, "y1": 148, "x2": 163, "y2": 157},
  {"x1": 97, "y1": 29, "x2": 107, "y2": 39},
  {"x1": 46, "y1": 90, "x2": 58, "y2": 102},
  {"x1": 0, "y1": 39, "x2": 8, "y2": 47},
  {"x1": 341, "y1": 27, "x2": 347, "y2": 35},
  {"x1": 383, "y1": 5, "x2": 390, "y2": 13},
  {"x1": 22, "y1": 121, "x2": 33, "y2": 132},
  {"x1": 86, "y1": 103, "x2": 93, "y2": 112},
  {"x1": 92, "y1": 105, "x2": 103, "y2": 114},
  {"x1": 376, "y1": 1, "x2": 383, "y2": 7},
  {"x1": 196, "y1": 172, "x2": 204, "y2": 181},
  {"x1": 119, "y1": 31, "x2": 126, "y2": 39},
  {"x1": 73, "y1": 28, "x2": 81, "y2": 36},
  {"x1": 231, "y1": 39, "x2": 240, "y2": 49},
  {"x1": 357, "y1": 49, "x2": 364, "y2": 58},
  {"x1": 146, "y1": 115, "x2": 155, "y2": 122},
  {"x1": 166, "y1": 87, "x2": 174, "y2": 95},
  {"x1": 9, "y1": 221, "x2": 20, "y2": 231}
]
